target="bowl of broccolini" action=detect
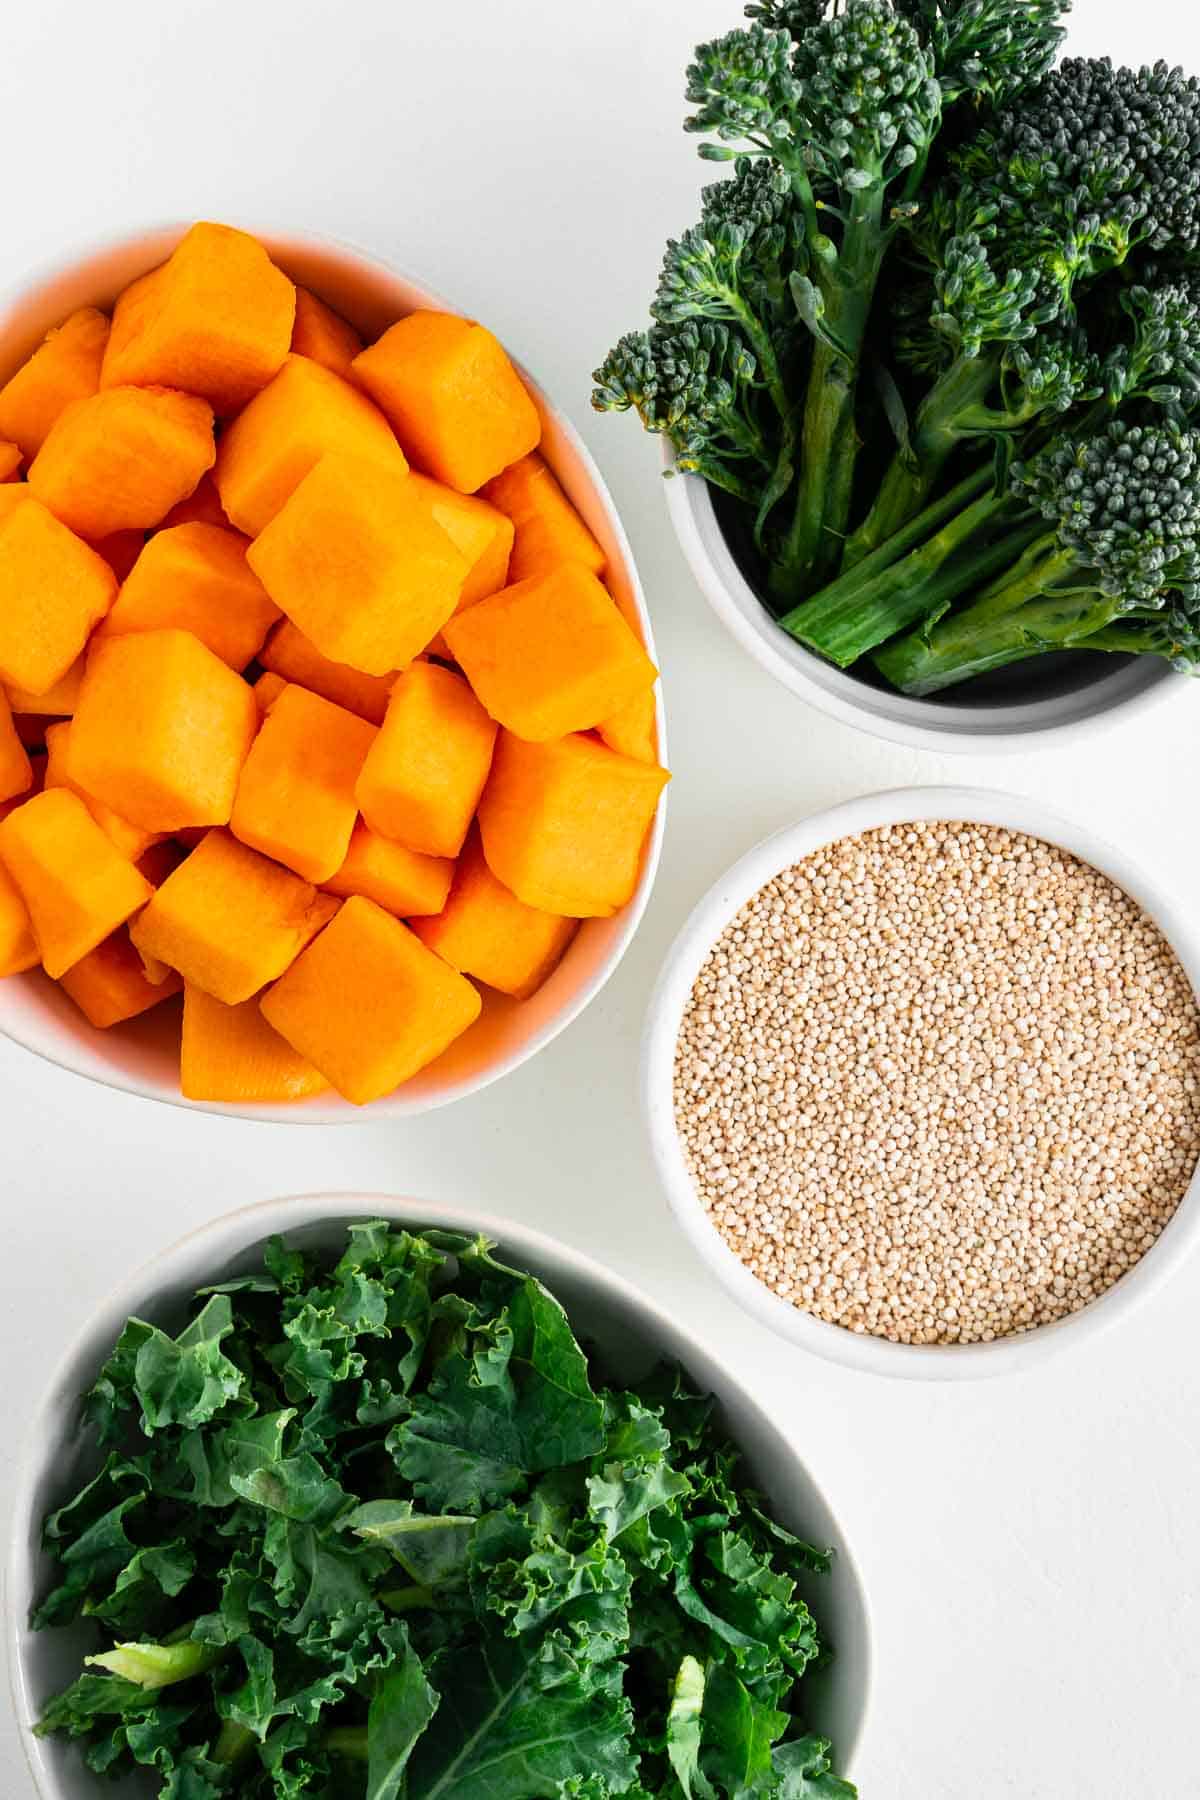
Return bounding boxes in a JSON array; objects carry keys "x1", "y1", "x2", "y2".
[{"x1": 594, "y1": 0, "x2": 1200, "y2": 750}]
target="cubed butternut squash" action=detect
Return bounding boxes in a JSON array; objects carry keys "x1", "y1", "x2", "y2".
[
  {"x1": 477, "y1": 730, "x2": 669, "y2": 918},
  {"x1": 28, "y1": 386, "x2": 216, "y2": 538},
  {"x1": 247, "y1": 454, "x2": 467, "y2": 675},
  {"x1": 324, "y1": 821, "x2": 453, "y2": 918},
  {"x1": 413, "y1": 831, "x2": 578, "y2": 999},
  {"x1": 480, "y1": 454, "x2": 605, "y2": 584},
  {"x1": 231, "y1": 683, "x2": 376, "y2": 882},
  {"x1": 70, "y1": 629, "x2": 258, "y2": 832},
  {"x1": 99, "y1": 524, "x2": 279, "y2": 670},
  {"x1": 352, "y1": 310, "x2": 540, "y2": 492},
  {"x1": 0, "y1": 691, "x2": 33, "y2": 804},
  {"x1": 355, "y1": 661, "x2": 496, "y2": 858},
  {"x1": 0, "y1": 856, "x2": 38, "y2": 977},
  {"x1": 0, "y1": 307, "x2": 110, "y2": 459},
  {"x1": 0, "y1": 788, "x2": 153, "y2": 976},
  {"x1": 180, "y1": 984, "x2": 330, "y2": 1102},
  {"x1": 160, "y1": 471, "x2": 230, "y2": 531},
  {"x1": 101, "y1": 222, "x2": 295, "y2": 414},
  {"x1": 261, "y1": 895, "x2": 481, "y2": 1104},
  {"x1": 290, "y1": 288, "x2": 364, "y2": 375},
  {"x1": 4, "y1": 657, "x2": 85, "y2": 718},
  {"x1": 597, "y1": 687, "x2": 659, "y2": 763},
  {"x1": 443, "y1": 563, "x2": 657, "y2": 742},
  {"x1": 44, "y1": 720, "x2": 162, "y2": 862},
  {"x1": 408, "y1": 473, "x2": 513, "y2": 610},
  {"x1": 258, "y1": 619, "x2": 397, "y2": 724},
  {"x1": 59, "y1": 929, "x2": 182, "y2": 1028},
  {"x1": 0, "y1": 494, "x2": 117, "y2": 696}
]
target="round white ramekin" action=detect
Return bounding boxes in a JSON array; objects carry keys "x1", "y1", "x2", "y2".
[
  {"x1": 643, "y1": 786, "x2": 1200, "y2": 1380},
  {"x1": 7, "y1": 1193, "x2": 871, "y2": 1800},
  {"x1": 0, "y1": 226, "x2": 666, "y2": 1121},
  {"x1": 664, "y1": 459, "x2": 1184, "y2": 754}
]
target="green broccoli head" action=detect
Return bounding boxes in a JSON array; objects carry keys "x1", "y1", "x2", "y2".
[
  {"x1": 684, "y1": 24, "x2": 801, "y2": 163},
  {"x1": 743, "y1": 0, "x2": 828, "y2": 38},
  {"x1": 893, "y1": 0, "x2": 1069, "y2": 105},
  {"x1": 1106, "y1": 278, "x2": 1200, "y2": 413}
]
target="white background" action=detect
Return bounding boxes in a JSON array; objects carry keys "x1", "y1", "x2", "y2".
[{"x1": 2, "y1": 1, "x2": 1198, "y2": 1795}]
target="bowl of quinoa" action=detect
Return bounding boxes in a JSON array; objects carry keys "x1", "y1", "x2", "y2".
[{"x1": 643, "y1": 788, "x2": 1200, "y2": 1379}]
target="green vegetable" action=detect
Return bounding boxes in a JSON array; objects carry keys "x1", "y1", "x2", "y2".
[{"x1": 32, "y1": 1222, "x2": 854, "y2": 1798}]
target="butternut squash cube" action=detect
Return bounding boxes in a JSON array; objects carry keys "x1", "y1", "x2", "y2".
[
  {"x1": 597, "y1": 687, "x2": 659, "y2": 763},
  {"x1": 5, "y1": 657, "x2": 85, "y2": 718},
  {"x1": 101, "y1": 222, "x2": 295, "y2": 415},
  {"x1": 443, "y1": 564, "x2": 657, "y2": 742},
  {"x1": 352, "y1": 311, "x2": 540, "y2": 492},
  {"x1": 0, "y1": 494, "x2": 117, "y2": 695},
  {"x1": 290, "y1": 288, "x2": 364, "y2": 376},
  {"x1": 355, "y1": 661, "x2": 496, "y2": 858},
  {"x1": 181, "y1": 985, "x2": 329, "y2": 1102},
  {"x1": 70, "y1": 630, "x2": 258, "y2": 832},
  {"x1": 0, "y1": 855, "x2": 39, "y2": 977},
  {"x1": 259, "y1": 619, "x2": 397, "y2": 724},
  {"x1": 0, "y1": 443, "x2": 21, "y2": 481},
  {"x1": 408, "y1": 474, "x2": 513, "y2": 610},
  {"x1": 0, "y1": 788, "x2": 153, "y2": 976},
  {"x1": 130, "y1": 828, "x2": 337, "y2": 1003},
  {"x1": 231, "y1": 683, "x2": 376, "y2": 883},
  {"x1": 59, "y1": 929, "x2": 182, "y2": 1028},
  {"x1": 248, "y1": 454, "x2": 466, "y2": 675},
  {"x1": 161, "y1": 471, "x2": 230, "y2": 531},
  {"x1": 477, "y1": 730, "x2": 669, "y2": 918},
  {"x1": 28, "y1": 386, "x2": 216, "y2": 539},
  {"x1": 44, "y1": 720, "x2": 161, "y2": 862},
  {"x1": 324, "y1": 821, "x2": 453, "y2": 918},
  {"x1": 99, "y1": 524, "x2": 279, "y2": 670},
  {"x1": 413, "y1": 831, "x2": 578, "y2": 999},
  {"x1": 216, "y1": 355, "x2": 406, "y2": 535},
  {"x1": 0, "y1": 691, "x2": 33, "y2": 804},
  {"x1": 480, "y1": 454, "x2": 605, "y2": 585},
  {"x1": 261, "y1": 895, "x2": 481, "y2": 1104},
  {"x1": 0, "y1": 307, "x2": 110, "y2": 459}
]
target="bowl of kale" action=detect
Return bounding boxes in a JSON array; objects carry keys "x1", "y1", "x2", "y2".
[
  {"x1": 8, "y1": 1195, "x2": 870, "y2": 1800},
  {"x1": 595, "y1": 0, "x2": 1200, "y2": 750}
]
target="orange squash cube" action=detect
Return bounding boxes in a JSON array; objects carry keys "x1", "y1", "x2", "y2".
[
  {"x1": 0, "y1": 691, "x2": 33, "y2": 804},
  {"x1": 59, "y1": 929, "x2": 182, "y2": 1028},
  {"x1": 0, "y1": 443, "x2": 21, "y2": 481},
  {"x1": 181, "y1": 984, "x2": 330, "y2": 1102},
  {"x1": 4, "y1": 657, "x2": 85, "y2": 716},
  {"x1": 160, "y1": 471, "x2": 231, "y2": 531},
  {"x1": 443, "y1": 564, "x2": 657, "y2": 742},
  {"x1": 101, "y1": 222, "x2": 295, "y2": 415},
  {"x1": 216, "y1": 355, "x2": 406, "y2": 536},
  {"x1": 597, "y1": 687, "x2": 659, "y2": 763},
  {"x1": 0, "y1": 849, "x2": 39, "y2": 976},
  {"x1": 324, "y1": 821, "x2": 453, "y2": 918},
  {"x1": 0, "y1": 788, "x2": 153, "y2": 977},
  {"x1": 99, "y1": 524, "x2": 279, "y2": 670},
  {"x1": 248, "y1": 454, "x2": 467, "y2": 675},
  {"x1": 408, "y1": 474, "x2": 513, "y2": 611},
  {"x1": 231, "y1": 683, "x2": 376, "y2": 882},
  {"x1": 0, "y1": 495, "x2": 117, "y2": 695},
  {"x1": 0, "y1": 307, "x2": 110, "y2": 459},
  {"x1": 261, "y1": 895, "x2": 481, "y2": 1104},
  {"x1": 290, "y1": 288, "x2": 364, "y2": 376},
  {"x1": 352, "y1": 311, "x2": 540, "y2": 493},
  {"x1": 480, "y1": 454, "x2": 605, "y2": 585},
  {"x1": 413, "y1": 831, "x2": 578, "y2": 999},
  {"x1": 28, "y1": 386, "x2": 216, "y2": 539},
  {"x1": 43, "y1": 720, "x2": 161, "y2": 862},
  {"x1": 355, "y1": 661, "x2": 496, "y2": 858},
  {"x1": 70, "y1": 630, "x2": 258, "y2": 832},
  {"x1": 478, "y1": 730, "x2": 669, "y2": 918},
  {"x1": 259, "y1": 619, "x2": 397, "y2": 725},
  {"x1": 252, "y1": 671, "x2": 288, "y2": 715},
  {"x1": 130, "y1": 828, "x2": 337, "y2": 1004}
]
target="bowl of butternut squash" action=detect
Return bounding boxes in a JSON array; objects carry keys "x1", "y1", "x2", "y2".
[{"x1": 0, "y1": 222, "x2": 668, "y2": 1117}]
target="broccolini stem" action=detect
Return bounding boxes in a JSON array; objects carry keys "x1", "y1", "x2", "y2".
[{"x1": 326, "y1": 1727, "x2": 370, "y2": 1762}]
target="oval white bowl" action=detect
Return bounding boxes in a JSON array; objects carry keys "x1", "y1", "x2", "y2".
[
  {"x1": 664, "y1": 458, "x2": 1183, "y2": 754},
  {"x1": 643, "y1": 785, "x2": 1200, "y2": 1380},
  {"x1": 6, "y1": 1192, "x2": 872, "y2": 1798},
  {"x1": 0, "y1": 226, "x2": 666, "y2": 1120}
]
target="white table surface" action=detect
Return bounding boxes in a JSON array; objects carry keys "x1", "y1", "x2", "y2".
[{"x1": 2, "y1": 1, "x2": 1197, "y2": 1794}]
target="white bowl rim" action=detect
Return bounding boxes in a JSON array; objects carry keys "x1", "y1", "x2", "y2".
[
  {"x1": 643, "y1": 784, "x2": 1200, "y2": 1381},
  {"x1": 0, "y1": 223, "x2": 667, "y2": 1124},
  {"x1": 663, "y1": 453, "x2": 1184, "y2": 756},
  {"x1": 5, "y1": 1190, "x2": 872, "y2": 1791}
]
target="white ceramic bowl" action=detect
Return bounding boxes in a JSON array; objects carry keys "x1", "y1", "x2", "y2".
[
  {"x1": 643, "y1": 785, "x2": 1200, "y2": 1380},
  {"x1": 6, "y1": 1192, "x2": 871, "y2": 1799},
  {"x1": 0, "y1": 226, "x2": 666, "y2": 1120},
  {"x1": 665, "y1": 459, "x2": 1184, "y2": 754}
]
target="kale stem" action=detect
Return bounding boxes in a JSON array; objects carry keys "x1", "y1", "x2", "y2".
[
  {"x1": 213, "y1": 1720, "x2": 257, "y2": 1766},
  {"x1": 84, "y1": 1637, "x2": 227, "y2": 1691}
]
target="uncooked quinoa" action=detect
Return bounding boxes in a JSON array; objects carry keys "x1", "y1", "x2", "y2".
[{"x1": 674, "y1": 822, "x2": 1200, "y2": 1344}]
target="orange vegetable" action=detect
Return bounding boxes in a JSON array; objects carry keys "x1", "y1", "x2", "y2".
[
  {"x1": 0, "y1": 855, "x2": 38, "y2": 976},
  {"x1": 160, "y1": 471, "x2": 231, "y2": 531},
  {"x1": 28, "y1": 386, "x2": 216, "y2": 539},
  {"x1": 180, "y1": 984, "x2": 330, "y2": 1102},
  {"x1": 252, "y1": 671, "x2": 287, "y2": 715},
  {"x1": 0, "y1": 307, "x2": 110, "y2": 459},
  {"x1": 101, "y1": 222, "x2": 295, "y2": 415},
  {"x1": 290, "y1": 288, "x2": 364, "y2": 375},
  {"x1": 481, "y1": 454, "x2": 605, "y2": 584},
  {"x1": 597, "y1": 687, "x2": 659, "y2": 763},
  {"x1": 408, "y1": 473, "x2": 513, "y2": 610},
  {"x1": 99, "y1": 524, "x2": 279, "y2": 670},
  {"x1": 444, "y1": 564, "x2": 657, "y2": 742},
  {"x1": 4, "y1": 658, "x2": 85, "y2": 716},
  {"x1": 130, "y1": 828, "x2": 337, "y2": 1004},
  {"x1": 261, "y1": 894, "x2": 481, "y2": 1104},
  {"x1": 0, "y1": 494, "x2": 117, "y2": 696},
  {"x1": 355, "y1": 661, "x2": 496, "y2": 858},
  {"x1": 59, "y1": 929, "x2": 182, "y2": 1028},
  {"x1": 477, "y1": 730, "x2": 669, "y2": 918},
  {"x1": 324, "y1": 820, "x2": 454, "y2": 918},
  {"x1": 70, "y1": 629, "x2": 258, "y2": 832},
  {"x1": 352, "y1": 311, "x2": 540, "y2": 493},
  {"x1": 0, "y1": 788, "x2": 153, "y2": 977},
  {"x1": 413, "y1": 830, "x2": 578, "y2": 998},
  {"x1": 216, "y1": 354, "x2": 406, "y2": 536},
  {"x1": 0, "y1": 690, "x2": 33, "y2": 804},
  {"x1": 0, "y1": 442, "x2": 21, "y2": 481},
  {"x1": 231, "y1": 683, "x2": 376, "y2": 882},
  {"x1": 43, "y1": 720, "x2": 162, "y2": 862},
  {"x1": 248, "y1": 454, "x2": 467, "y2": 675},
  {"x1": 91, "y1": 530, "x2": 145, "y2": 583},
  {"x1": 258, "y1": 619, "x2": 397, "y2": 725}
]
